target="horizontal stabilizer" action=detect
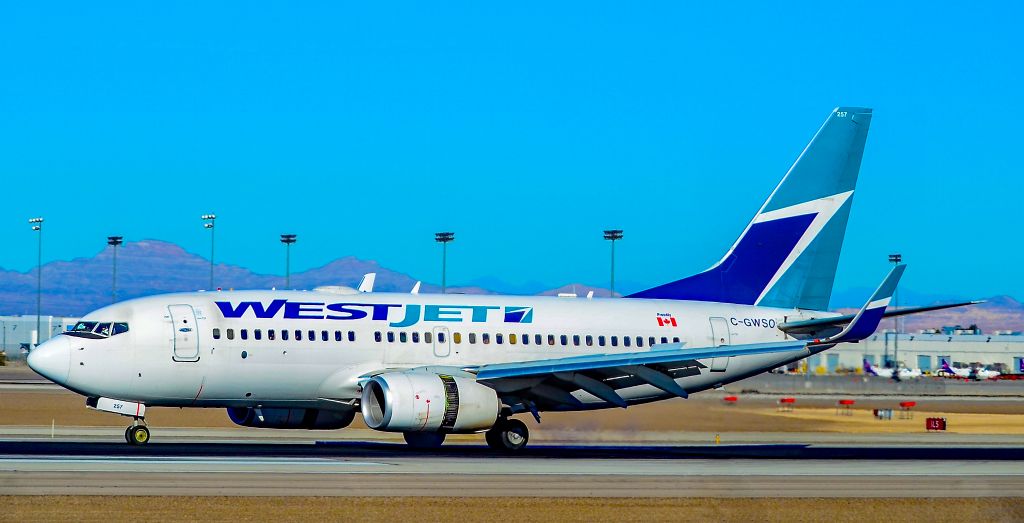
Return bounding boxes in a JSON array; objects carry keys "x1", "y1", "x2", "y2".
[{"x1": 780, "y1": 300, "x2": 981, "y2": 335}]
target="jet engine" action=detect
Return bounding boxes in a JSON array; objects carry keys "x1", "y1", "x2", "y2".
[
  {"x1": 360, "y1": 371, "x2": 500, "y2": 433},
  {"x1": 227, "y1": 407, "x2": 355, "y2": 430}
]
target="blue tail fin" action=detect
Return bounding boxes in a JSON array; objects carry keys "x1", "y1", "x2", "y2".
[{"x1": 628, "y1": 107, "x2": 873, "y2": 310}]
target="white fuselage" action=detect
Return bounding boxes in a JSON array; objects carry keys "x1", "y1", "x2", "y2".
[{"x1": 49, "y1": 289, "x2": 819, "y2": 411}]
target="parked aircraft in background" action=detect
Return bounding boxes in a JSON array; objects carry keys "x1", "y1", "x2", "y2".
[
  {"x1": 938, "y1": 359, "x2": 1001, "y2": 380},
  {"x1": 27, "y1": 107, "x2": 975, "y2": 450},
  {"x1": 862, "y1": 359, "x2": 922, "y2": 379}
]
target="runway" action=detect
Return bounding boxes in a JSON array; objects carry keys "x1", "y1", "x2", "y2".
[{"x1": 2, "y1": 439, "x2": 1023, "y2": 497}]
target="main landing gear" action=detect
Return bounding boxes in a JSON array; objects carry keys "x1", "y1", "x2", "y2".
[
  {"x1": 125, "y1": 419, "x2": 150, "y2": 446},
  {"x1": 485, "y1": 418, "x2": 529, "y2": 451}
]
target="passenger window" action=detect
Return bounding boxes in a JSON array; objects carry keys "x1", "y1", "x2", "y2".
[
  {"x1": 240, "y1": 329, "x2": 248, "y2": 340},
  {"x1": 469, "y1": 333, "x2": 477, "y2": 344},
  {"x1": 387, "y1": 332, "x2": 395, "y2": 343},
  {"x1": 213, "y1": 328, "x2": 221, "y2": 340},
  {"x1": 309, "y1": 330, "x2": 316, "y2": 342},
  {"x1": 496, "y1": 334, "x2": 503, "y2": 345},
  {"x1": 295, "y1": 330, "x2": 302, "y2": 341},
  {"x1": 453, "y1": 332, "x2": 462, "y2": 344},
  {"x1": 227, "y1": 329, "x2": 235, "y2": 340},
  {"x1": 268, "y1": 329, "x2": 276, "y2": 340},
  {"x1": 113, "y1": 322, "x2": 129, "y2": 335},
  {"x1": 572, "y1": 335, "x2": 580, "y2": 346},
  {"x1": 548, "y1": 335, "x2": 555, "y2": 346},
  {"x1": 321, "y1": 330, "x2": 329, "y2": 342},
  {"x1": 254, "y1": 329, "x2": 262, "y2": 340},
  {"x1": 535, "y1": 334, "x2": 542, "y2": 345},
  {"x1": 648, "y1": 337, "x2": 656, "y2": 347},
  {"x1": 661, "y1": 337, "x2": 668, "y2": 345},
  {"x1": 598, "y1": 336, "x2": 606, "y2": 347},
  {"x1": 412, "y1": 332, "x2": 420, "y2": 343},
  {"x1": 483, "y1": 333, "x2": 490, "y2": 345},
  {"x1": 400, "y1": 332, "x2": 408, "y2": 343},
  {"x1": 425, "y1": 332, "x2": 433, "y2": 343},
  {"x1": 521, "y1": 334, "x2": 529, "y2": 346},
  {"x1": 673, "y1": 337, "x2": 680, "y2": 343},
  {"x1": 282, "y1": 330, "x2": 289, "y2": 341},
  {"x1": 623, "y1": 336, "x2": 631, "y2": 347},
  {"x1": 348, "y1": 331, "x2": 356, "y2": 342},
  {"x1": 375, "y1": 331, "x2": 382, "y2": 342},
  {"x1": 586, "y1": 335, "x2": 593, "y2": 347},
  {"x1": 636, "y1": 337, "x2": 643, "y2": 347},
  {"x1": 509, "y1": 334, "x2": 517, "y2": 345},
  {"x1": 335, "y1": 331, "x2": 342, "y2": 342},
  {"x1": 611, "y1": 336, "x2": 618, "y2": 347},
  {"x1": 438, "y1": 332, "x2": 446, "y2": 343}
]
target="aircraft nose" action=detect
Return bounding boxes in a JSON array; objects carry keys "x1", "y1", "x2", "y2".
[{"x1": 27, "y1": 336, "x2": 71, "y2": 384}]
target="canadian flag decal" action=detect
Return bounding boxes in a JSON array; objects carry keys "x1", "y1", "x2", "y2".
[{"x1": 657, "y1": 314, "x2": 677, "y2": 327}]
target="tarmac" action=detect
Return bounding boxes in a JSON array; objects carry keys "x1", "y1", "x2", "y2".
[{"x1": 1, "y1": 430, "x2": 1023, "y2": 497}]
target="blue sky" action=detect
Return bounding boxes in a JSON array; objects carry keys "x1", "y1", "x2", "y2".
[{"x1": 1, "y1": 2, "x2": 1021, "y2": 302}]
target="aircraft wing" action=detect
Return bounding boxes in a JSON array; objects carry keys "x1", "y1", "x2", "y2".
[
  {"x1": 472, "y1": 340, "x2": 809, "y2": 409},
  {"x1": 779, "y1": 301, "x2": 979, "y2": 337}
]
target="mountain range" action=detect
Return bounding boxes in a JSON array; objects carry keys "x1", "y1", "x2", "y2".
[{"x1": 1, "y1": 239, "x2": 1021, "y2": 333}]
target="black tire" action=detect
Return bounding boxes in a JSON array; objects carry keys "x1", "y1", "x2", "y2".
[
  {"x1": 403, "y1": 431, "x2": 445, "y2": 449},
  {"x1": 129, "y1": 425, "x2": 150, "y2": 446},
  {"x1": 490, "y1": 418, "x2": 529, "y2": 451},
  {"x1": 124, "y1": 426, "x2": 133, "y2": 444}
]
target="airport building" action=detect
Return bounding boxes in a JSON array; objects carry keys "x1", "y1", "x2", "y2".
[
  {"x1": 818, "y1": 329, "x2": 1024, "y2": 374},
  {"x1": 0, "y1": 315, "x2": 79, "y2": 357}
]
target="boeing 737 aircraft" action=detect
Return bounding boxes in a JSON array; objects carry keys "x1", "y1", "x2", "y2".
[{"x1": 27, "y1": 107, "x2": 975, "y2": 450}]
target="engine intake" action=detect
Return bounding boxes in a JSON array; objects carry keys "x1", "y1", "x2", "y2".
[
  {"x1": 227, "y1": 407, "x2": 355, "y2": 430},
  {"x1": 361, "y1": 372, "x2": 499, "y2": 433}
]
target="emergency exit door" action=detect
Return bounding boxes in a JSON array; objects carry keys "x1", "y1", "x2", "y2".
[
  {"x1": 169, "y1": 304, "x2": 200, "y2": 362},
  {"x1": 709, "y1": 317, "x2": 731, "y2": 372}
]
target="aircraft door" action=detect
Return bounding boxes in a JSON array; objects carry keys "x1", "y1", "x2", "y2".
[
  {"x1": 169, "y1": 304, "x2": 200, "y2": 362},
  {"x1": 433, "y1": 326, "x2": 451, "y2": 358},
  {"x1": 709, "y1": 317, "x2": 731, "y2": 372}
]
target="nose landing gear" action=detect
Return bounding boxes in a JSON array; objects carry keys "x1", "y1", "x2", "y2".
[{"x1": 125, "y1": 419, "x2": 150, "y2": 445}]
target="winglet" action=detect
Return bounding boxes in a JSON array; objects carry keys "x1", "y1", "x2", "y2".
[
  {"x1": 357, "y1": 273, "x2": 376, "y2": 293},
  {"x1": 813, "y1": 264, "x2": 906, "y2": 345}
]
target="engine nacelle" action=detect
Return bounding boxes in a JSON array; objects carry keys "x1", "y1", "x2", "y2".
[
  {"x1": 361, "y1": 372, "x2": 500, "y2": 433},
  {"x1": 227, "y1": 407, "x2": 355, "y2": 430}
]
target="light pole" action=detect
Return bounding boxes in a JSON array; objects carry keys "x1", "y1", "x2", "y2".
[
  {"x1": 202, "y1": 214, "x2": 216, "y2": 289},
  {"x1": 603, "y1": 229, "x2": 623, "y2": 297},
  {"x1": 889, "y1": 253, "x2": 902, "y2": 379},
  {"x1": 28, "y1": 217, "x2": 43, "y2": 347},
  {"x1": 280, "y1": 234, "x2": 297, "y2": 288},
  {"x1": 108, "y1": 236, "x2": 123, "y2": 303},
  {"x1": 435, "y1": 232, "x2": 455, "y2": 294}
]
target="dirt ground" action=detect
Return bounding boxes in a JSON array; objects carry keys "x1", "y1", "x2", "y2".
[
  {"x1": 1, "y1": 496, "x2": 1021, "y2": 523},
  {"x1": 3, "y1": 388, "x2": 1024, "y2": 435}
]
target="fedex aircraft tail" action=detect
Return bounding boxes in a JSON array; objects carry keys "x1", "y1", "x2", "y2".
[
  {"x1": 629, "y1": 107, "x2": 873, "y2": 311},
  {"x1": 941, "y1": 359, "x2": 956, "y2": 374},
  {"x1": 863, "y1": 359, "x2": 879, "y2": 376}
]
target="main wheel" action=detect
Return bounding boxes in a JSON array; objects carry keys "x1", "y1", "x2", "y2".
[
  {"x1": 128, "y1": 425, "x2": 150, "y2": 446},
  {"x1": 124, "y1": 426, "x2": 133, "y2": 444},
  {"x1": 486, "y1": 418, "x2": 529, "y2": 451},
  {"x1": 403, "y1": 431, "x2": 445, "y2": 449}
]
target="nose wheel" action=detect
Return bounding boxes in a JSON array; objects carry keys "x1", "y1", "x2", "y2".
[
  {"x1": 485, "y1": 418, "x2": 529, "y2": 451},
  {"x1": 125, "y1": 421, "x2": 150, "y2": 445}
]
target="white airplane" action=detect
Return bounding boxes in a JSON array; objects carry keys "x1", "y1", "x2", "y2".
[
  {"x1": 862, "y1": 359, "x2": 922, "y2": 379},
  {"x1": 27, "y1": 107, "x2": 975, "y2": 450},
  {"x1": 938, "y1": 359, "x2": 1001, "y2": 380}
]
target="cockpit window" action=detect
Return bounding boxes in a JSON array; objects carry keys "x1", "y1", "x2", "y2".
[
  {"x1": 72, "y1": 321, "x2": 97, "y2": 333},
  {"x1": 67, "y1": 321, "x2": 129, "y2": 339}
]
